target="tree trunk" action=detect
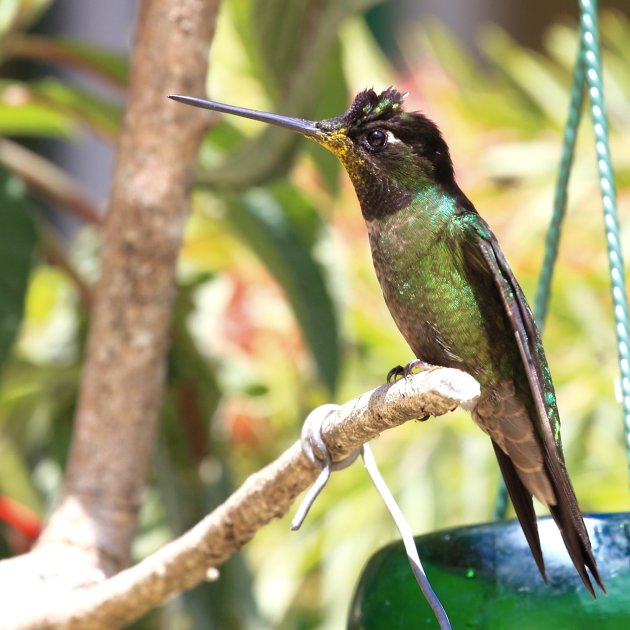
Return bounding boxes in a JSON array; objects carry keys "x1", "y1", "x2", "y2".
[{"x1": 36, "y1": 0, "x2": 220, "y2": 579}]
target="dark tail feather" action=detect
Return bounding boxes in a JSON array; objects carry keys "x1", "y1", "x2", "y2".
[
  {"x1": 492, "y1": 441, "x2": 546, "y2": 579},
  {"x1": 494, "y1": 441, "x2": 606, "y2": 598},
  {"x1": 547, "y1": 476, "x2": 606, "y2": 598}
]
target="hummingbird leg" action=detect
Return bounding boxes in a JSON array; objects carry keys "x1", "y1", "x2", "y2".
[{"x1": 387, "y1": 358, "x2": 438, "y2": 383}]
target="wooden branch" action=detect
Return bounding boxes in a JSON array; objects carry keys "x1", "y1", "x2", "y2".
[
  {"x1": 34, "y1": 0, "x2": 220, "y2": 579},
  {"x1": 0, "y1": 369, "x2": 479, "y2": 629}
]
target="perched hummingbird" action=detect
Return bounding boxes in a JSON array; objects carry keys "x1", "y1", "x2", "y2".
[{"x1": 169, "y1": 88, "x2": 604, "y2": 596}]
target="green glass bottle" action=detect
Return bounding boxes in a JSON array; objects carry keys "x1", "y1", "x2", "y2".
[{"x1": 348, "y1": 513, "x2": 628, "y2": 629}]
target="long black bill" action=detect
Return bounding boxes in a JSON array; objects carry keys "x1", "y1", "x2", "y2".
[{"x1": 168, "y1": 94, "x2": 320, "y2": 137}]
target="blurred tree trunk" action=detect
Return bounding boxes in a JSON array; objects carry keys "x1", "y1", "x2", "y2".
[{"x1": 34, "y1": 0, "x2": 219, "y2": 578}]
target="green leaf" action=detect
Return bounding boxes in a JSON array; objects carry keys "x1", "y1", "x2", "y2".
[
  {"x1": 247, "y1": 0, "x2": 379, "y2": 97},
  {"x1": 414, "y1": 18, "x2": 483, "y2": 91},
  {"x1": 0, "y1": 166, "x2": 37, "y2": 370},
  {"x1": 0, "y1": 78, "x2": 121, "y2": 140},
  {"x1": 0, "y1": 101, "x2": 73, "y2": 138},
  {"x1": 7, "y1": 36, "x2": 128, "y2": 89},
  {"x1": 26, "y1": 78, "x2": 122, "y2": 139},
  {"x1": 479, "y1": 25, "x2": 569, "y2": 128},
  {"x1": 224, "y1": 187, "x2": 340, "y2": 392},
  {"x1": 251, "y1": 0, "x2": 315, "y2": 97}
]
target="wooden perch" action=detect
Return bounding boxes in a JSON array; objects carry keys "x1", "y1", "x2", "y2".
[{"x1": 0, "y1": 368, "x2": 479, "y2": 629}]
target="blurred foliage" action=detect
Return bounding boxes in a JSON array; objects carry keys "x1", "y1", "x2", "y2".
[
  {"x1": 0, "y1": 166, "x2": 36, "y2": 367},
  {"x1": 0, "y1": 1, "x2": 629, "y2": 628}
]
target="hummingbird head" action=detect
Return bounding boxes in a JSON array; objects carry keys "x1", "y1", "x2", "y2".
[
  {"x1": 168, "y1": 87, "x2": 457, "y2": 220},
  {"x1": 314, "y1": 87, "x2": 457, "y2": 219}
]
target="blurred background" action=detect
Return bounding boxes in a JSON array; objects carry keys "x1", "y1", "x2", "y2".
[{"x1": 0, "y1": 0, "x2": 629, "y2": 627}]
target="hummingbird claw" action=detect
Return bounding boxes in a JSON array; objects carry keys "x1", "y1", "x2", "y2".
[
  {"x1": 387, "y1": 365, "x2": 405, "y2": 383},
  {"x1": 387, "y1": 359, "x2": 438, "y2": 383}
]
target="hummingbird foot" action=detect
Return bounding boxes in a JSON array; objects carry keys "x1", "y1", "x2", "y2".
[
  {"x1": 387, "y1": 358, "x2": 438, "y2": 383},
  {"x1": 387, "y1": 359, "x2": 440, "y2": 422}
]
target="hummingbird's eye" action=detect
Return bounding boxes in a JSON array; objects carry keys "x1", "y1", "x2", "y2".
[{"x1": 365, "y1": 129, "x2": 387, "y2": 151}]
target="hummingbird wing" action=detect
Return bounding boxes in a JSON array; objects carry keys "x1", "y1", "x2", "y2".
[{"x1": 463, "y1": 214, "x2": 604, "y2": 597}]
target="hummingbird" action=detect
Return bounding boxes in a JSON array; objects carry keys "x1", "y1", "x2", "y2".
[{"x1": 169, "y1": 87, "x2": 604, "y2": 596}]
